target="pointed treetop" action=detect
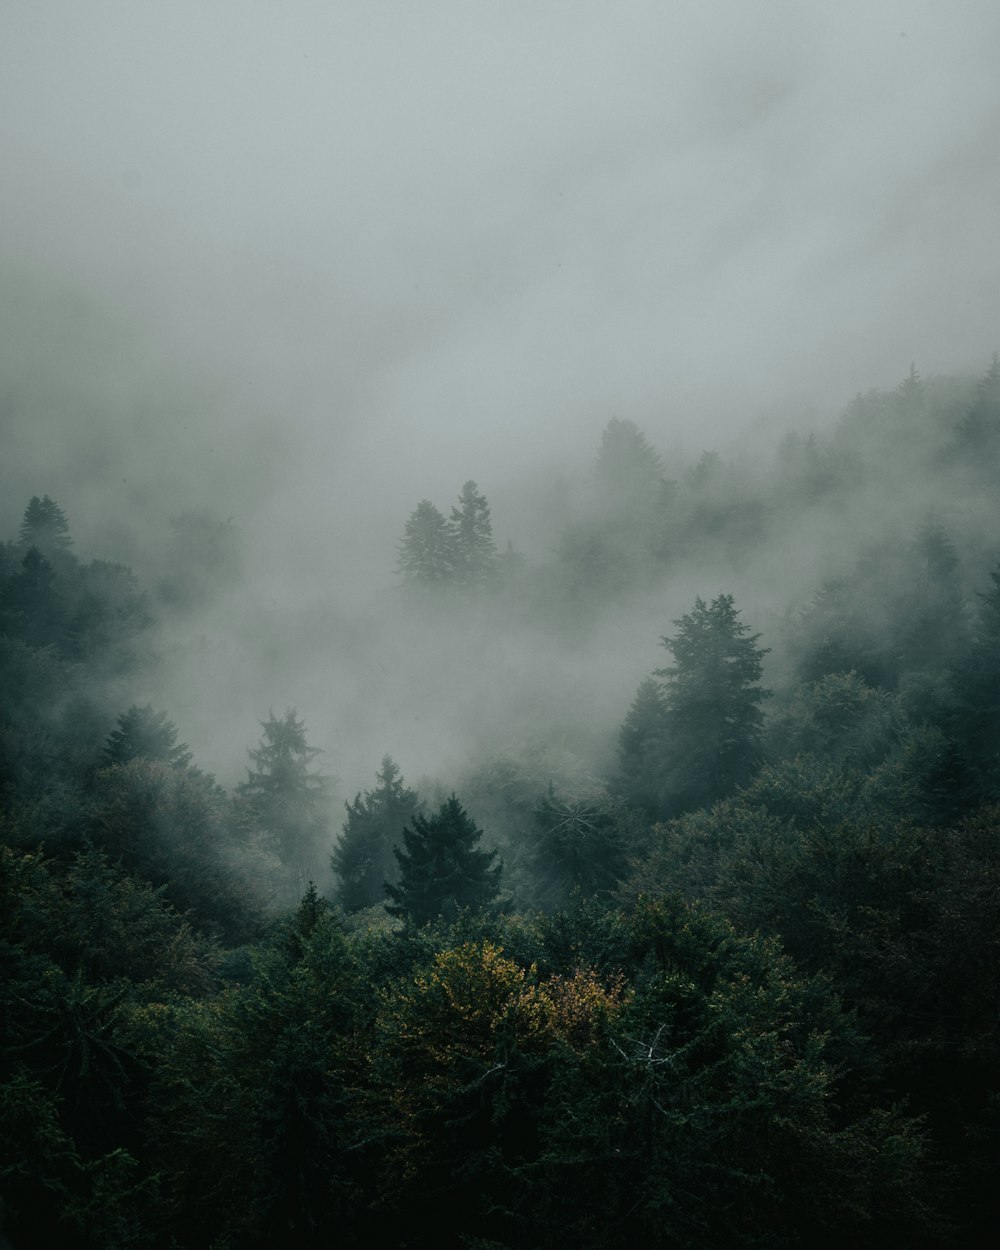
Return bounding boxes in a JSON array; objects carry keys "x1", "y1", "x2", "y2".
[{"x1": 19, "y1": 495, "x2": 73, "y2": 556}]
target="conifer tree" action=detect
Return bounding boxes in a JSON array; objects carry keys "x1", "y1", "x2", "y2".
[
  {"x1": 18, "y1": 495, "x2": 73, "y2": 560},
  {"x1": 655, "y1": 593, "x2": 770, "y2": 812},
  {"x1": 386, "y1": 795, "x2": 501, "y2": 926},
  {"x1": 332, "y1": 755, "x2": 419, "y2": 912},
  {"x1": 238, "y1": 710, "x2": 331, "y2": 884},
  {"x1": 614, "y1": 676, "x2": 669, "y2": 815},
  {"x1": 448, "y1": 480, "x2": 496, "y2": 588},
  {"x1": 397, "y1": 500, "x2": 455, "y2": 585},
  {"x1": 103, "y1": 705, "x2": 192, "y2": 769}
]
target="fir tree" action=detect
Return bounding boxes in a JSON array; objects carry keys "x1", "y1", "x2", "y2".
[
  {"x1": 655, "y1": 593, "x2": 770, "y2": 812},
  {"x1": 238, "y1": 710, "x2": 331, "y2": 885},
  {"x1": 332, "y1": 755, "x2": 419, "y2": 912},
  {"x1": 397, "y1": 500, "x2": 455, "y2": 586},
  {"x1": 613, "y1": 676, "x2": 669, "y2": 815},
  {"x1": 18, "y1": 496, "x2": 73, "y2": 561},
  {"x1": 103, "y1": 705, "x2": 192, "y2": 769},
  {"x1": 449, "y1": 480, "x2": 496, "y2": 588},
  {"x1": 386, "y1": 795, "x2": 502, "y2": 926}
]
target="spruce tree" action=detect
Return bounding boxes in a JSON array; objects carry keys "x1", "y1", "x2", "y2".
[
  {"x1": 332, "y1": 756, "x2": 419, "y2": 912},
  {"x1": 238, "y1": 710, "x2": 331, "y2": 884},
  {"x1": 655, "y1": 593, "x2": 770, "y2": 812},
  {"x1": 397, "y1": 500, "x2": 455, "y2": 586},
  {"x1": 449, "y1": 480, "x2": 496, "y2": 588},
  {"x1": 614, "y1": 676, "x2": 669, "y2": 815},
  {"x1": 103, "y1": 705, "x2": 192, "y2": 769},
  {"x1": 18, "y1": 495, "x2": 73, "y2": 561},
  {"x1": 386, "y1": 795, "x2": 501, "y2": 926}
]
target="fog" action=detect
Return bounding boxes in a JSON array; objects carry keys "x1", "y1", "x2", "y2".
[{"x1": 3, "y1": 0, "x2": 1000, "y2": 800}]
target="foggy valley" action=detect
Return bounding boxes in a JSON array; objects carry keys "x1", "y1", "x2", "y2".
[{"x1": 2, "y1": 3, "x2": 999, "y2": 1248}]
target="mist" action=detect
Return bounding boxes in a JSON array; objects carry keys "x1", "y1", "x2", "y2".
[{"x1": 3, "y1": 0, "x2": 1000, "y2": 799}]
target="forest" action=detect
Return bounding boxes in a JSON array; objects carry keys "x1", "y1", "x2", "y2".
[{"x1": 2, "y1": 357, "x2": 999, "y2": 1249}]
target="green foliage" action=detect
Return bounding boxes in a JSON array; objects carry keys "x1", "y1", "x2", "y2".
[
  {"x1": 103, "y1": 704, "x2": 192, "y2": 769},
  {"x1": 237, "y1": 708, "x2": 332, "y2": 890},
  {"x1": 386, "y1": 795, "x2": 503, "y2": 927},
  {"x1": 655, "y1": 593, "x2": 771, "y2": 813},
  {"x1": 449, "y1": 479, "x2": 497, "y2": 588},
  {"x1": 18, "y1": 494, "x2": 74, "y2": 559},
  {"x1": 332, "y1": 755, "x2": 420, "y2": 912},
  {"x1": 528, "y1": 787, "x2": 636, "y2": 909},
  {"x1": 397, "y1": 499, "x2": 455, "y2": 585}
]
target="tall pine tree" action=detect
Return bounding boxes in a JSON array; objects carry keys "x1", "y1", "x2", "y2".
[
  {"x1": 386, "y1": 795, "x2": 501, "y2": 926},
  {"x1": 332, "y1": 756, "x2": 419, "y2": 912}
]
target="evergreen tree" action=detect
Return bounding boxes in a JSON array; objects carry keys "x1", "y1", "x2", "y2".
[
  {"x1": 613, "y1": 676, "x2": 669, "y2": 815},
  {"x1": 6, "y1": 547, "x2": 66, "y2": 649},
  {"x1": 397, "y1": 500, "x2": 455, "y2": 586},
  {"x1": 594, "y1": 417, "x2": 663, "y2": 504},
  {"x1": 448, "y1": 480, "x2": 496, "y2": 588},
  {"x1": 238, "y1": 710, "x2": 331, "y2": 886},
  {"x1": 386, "y1": 795, "x2": 502, "y2": 926},
  {"x1": 953, "y1": 352, "x2": 1000, "y2": 460},
  {"x1": 18, "y1": 495, "x2": 73, "y2": 561},
  {"x1": 529, "y1": 787, "x2": 630, "y2": 908},
  {"x1": 103, "y1": 705, "x2": 192, "y2": 769},
  {"x1": 655, "y1": 593, "x2": 770, "y2": 812},
  {"x1": 332, "y1": 755, "x2": 420, "y2": 912}
]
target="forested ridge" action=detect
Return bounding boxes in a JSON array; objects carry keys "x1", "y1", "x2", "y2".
[{"x1": 2, "y1": 360, "x2": 999, "y2": 1248}]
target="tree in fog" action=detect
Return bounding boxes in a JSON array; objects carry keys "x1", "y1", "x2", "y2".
[
  {"x1": 18, "y1": 495, "x2": 73, "y2": 561},
  {"x1": 655, "y1": 593, "x2": 770, "y2": 812},
  {"x1": 448, "y1": 480, "x2": 496, "y2": 588},
  {"x1": 397, "y1": 500, "x2": 455, "y2": 586},
  {"x1": 332, "y1": 755, "x2": 419, "y2": 912},
  {"x1": 614, "y1": 676, "x2": 669, "y2": 815},
  {"x1": 238, "y1": 710, "x2": 331, "y2": 885},
  {"x1": 386, "y1": 795, "x2": 502, "y2": 926},
  {"x1": 103, "y1": 705, "x2": 191, "y2": 769}
]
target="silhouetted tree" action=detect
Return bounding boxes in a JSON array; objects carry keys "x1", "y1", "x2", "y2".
[
  {"x1": 613, "y1": 676, "x2": 669, "y2": 815},
  {"x1": 656, "y1": 593, "x2": 770, "y2": 812},
  {"x1": 103, "y1": 705, "x2": 191, "y2": 769},
  {"x1": 397, "y1": 500, "x2": 455, "y2": 586},
  {"x1": 238, "y1": 710, "x2": 331, "y2": 885},
  {"x1": 332, "y1": 755, "x2": 419, "y2": 912},
  {"x1": 386, "y1": 795, "x2": 502, "y2": 926},
  {"x1": 18, "y1": 495, "x2": 73, "y2": 561},
  {"x1": 449, "y1": 480, "x2": 496, "y2": 588}
]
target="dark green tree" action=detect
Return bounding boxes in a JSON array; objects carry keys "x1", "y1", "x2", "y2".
[
  {"x1": 18, "y1": 495, "x2": 74, "y2": 561},
  {"x1": 386, "y1": 795, "x2": 502, "y2": 926},
  {"x1": 6, "y1": 546, "x2": 66, "y2": 649},
  {"x1": 529, "y1": 787, "x2": 632, "y2": 908},
  {"x1": 238, "y1": 710, "x2": 331, "y2": 887},
  {"x1": 656, "y1": 593, "x2": 770, "y2": 812},
  {"x1": 103, "y1": 705, "x2": 192, "y2": 769},
  {"x1": 613, "y1": 676, "x2": 669, "y2": 815},
  {"x1": 332, "y1": 755, "x2": 420, "y2": 912},
  {"x1": 397, "y1": 500, "x2": 455, "y2": 586},
  {"x1": 449, "y1": 480, "x2": 496, "y2": 588}
]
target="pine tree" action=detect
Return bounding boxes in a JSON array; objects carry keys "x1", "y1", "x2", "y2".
[
  {"x1": 613, "y1": 676, "x2": 669, "y2": 815},
  {"x1": 332, "y1": 756, "x2": 419, "y2": 912},
  {"x1": 397, "y1": 500, "x2": 455, "y2": 586},
  {"x1": 595, "y1": 417, "x2": 663, "y2": 504},
  {"x1": 238, "y1": 710, "x2": 331, "y2": 885},
  {"x1": 655, "y1": 593, "x2": 770, "y2": 812},
  {"x1": 18, "y1": 496, "x2": 73, "y2": 561},
  {"x1": 386, "y1": 795, "x2": 502, "y2": 926},
  {"x1": 448, "y1": 480, "x2": 496, "y2": 588},
  {"x1": 103, "y1": 705, "x2": 192, "y2": 769}
]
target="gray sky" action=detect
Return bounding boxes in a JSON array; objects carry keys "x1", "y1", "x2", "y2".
[
  {"x1": 4, "y1": 3, "x2": 999, "y2": 531},
  {"x1": 3, "y1": 0, "x2": 1000, "y2": 792}
]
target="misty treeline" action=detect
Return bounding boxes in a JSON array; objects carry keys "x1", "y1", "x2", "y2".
[{"x1": 2, "y1": 358, "x2": 999, "y2": 1249}]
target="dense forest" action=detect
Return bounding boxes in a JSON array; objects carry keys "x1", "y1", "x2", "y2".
[{"x1": 2, "y1": 358, "x2": 999, "y2": 1249}]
